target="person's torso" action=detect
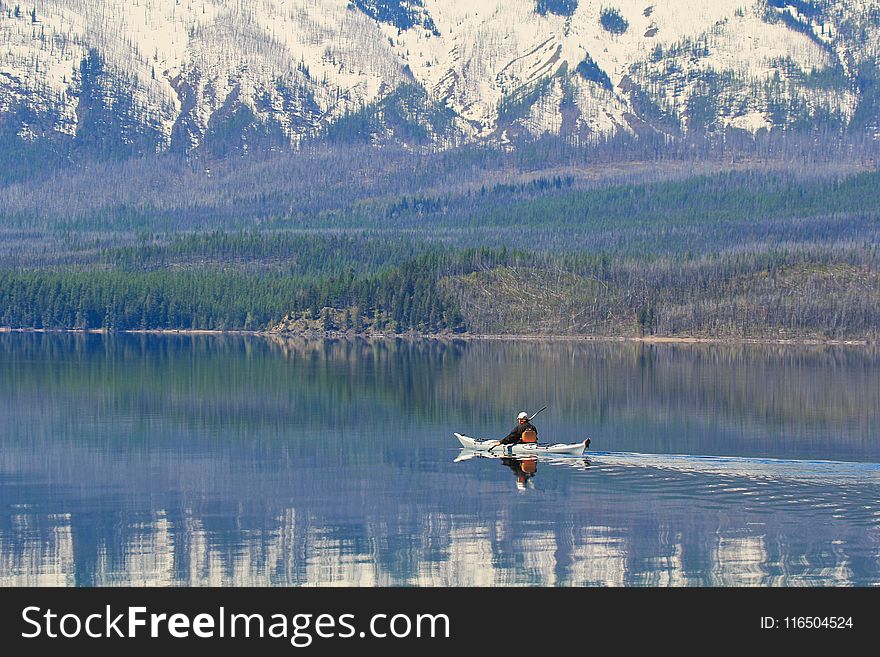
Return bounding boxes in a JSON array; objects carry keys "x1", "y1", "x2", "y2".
[{"x1": 515, "y1": 422, "x2": 536, "y2": 436}]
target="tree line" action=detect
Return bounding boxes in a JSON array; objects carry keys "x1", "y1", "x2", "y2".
[
  {"x1": 1, "y1": 166, "x2": 878, "y2": 338},
  {"x1": 0, "y1": 257, "x2": 463, "y2": 333}
]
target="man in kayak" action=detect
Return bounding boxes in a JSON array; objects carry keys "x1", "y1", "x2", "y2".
[{"x1": 496, "y1": 411, "x2": 538, "y2": 446}]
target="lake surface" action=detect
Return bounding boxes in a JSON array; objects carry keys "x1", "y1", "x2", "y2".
[{"x1": 1, "y1": 333, "x2": 879, "y2": 586}]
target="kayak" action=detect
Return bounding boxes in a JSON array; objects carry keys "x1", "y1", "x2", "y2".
[{"x1": 454, "y1": 432, "x2": 589, "y2": 456}]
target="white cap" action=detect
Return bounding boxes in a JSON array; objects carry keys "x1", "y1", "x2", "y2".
[{"x1": 517, "y1": 411, "x2": 529, "y2": 420}]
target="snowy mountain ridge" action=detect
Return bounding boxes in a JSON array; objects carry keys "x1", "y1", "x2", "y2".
[{"x1": 1, "y1": 0, "x2": 878, "y2": 157}]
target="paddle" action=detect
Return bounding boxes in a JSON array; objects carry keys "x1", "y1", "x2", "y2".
[
  {"x1": 528, "y1": 406, "x2": 547, "y2": 421},
  {"x1": 489, "y1": 406, "x2": 547, "y2": 452}
]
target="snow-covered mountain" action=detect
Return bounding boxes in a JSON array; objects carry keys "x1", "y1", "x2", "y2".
[{"x1": 1, "y1": 0, "x2": 878, "y2": 157}]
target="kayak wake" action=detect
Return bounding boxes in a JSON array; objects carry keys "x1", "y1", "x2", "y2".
[{"x1": 585, "y1": 451, "x2": 880, "y2": 484}]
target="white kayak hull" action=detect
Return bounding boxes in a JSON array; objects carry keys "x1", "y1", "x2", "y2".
[{"x1": 454, "y1": 433, "x2": 588, "y2": 456}]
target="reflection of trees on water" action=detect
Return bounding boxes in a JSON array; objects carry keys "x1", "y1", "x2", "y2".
[
  {"x1": 449, "y1": 340, "x2": 880, "y2": 439},
  {"x1": 263, "y1": 335, "x2": 470, "y2": 423},
  {"x1": 2, "y1": 334, "x2": 877, "y2": 450},
  {"x1": 0, "y1": 333, "x2": 469, "y2": 439}
]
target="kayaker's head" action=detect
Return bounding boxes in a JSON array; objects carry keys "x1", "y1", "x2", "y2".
[{"x1": 517, "y1": 411, "x2": 528, "y2": 424}]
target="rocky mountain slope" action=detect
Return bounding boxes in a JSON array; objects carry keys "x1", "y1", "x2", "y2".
[{"x1": 1, "y1": 0, "x2": 878, "y2": 158}]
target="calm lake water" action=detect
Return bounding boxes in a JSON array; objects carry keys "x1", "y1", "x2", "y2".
[{"x1": 1, "y1": 333, "x2": 879, "y2": 586}]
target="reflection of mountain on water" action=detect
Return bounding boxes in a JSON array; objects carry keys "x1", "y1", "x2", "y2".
[
  {"x1": 2, "y1": 333, "x2": 879, "y2": 586},
  {"x1": 3, "y1": 437, "x2": 877, "y2": 586},
  {"x1": 0, "y1": 506, "x2": 861, "y2": 587}
]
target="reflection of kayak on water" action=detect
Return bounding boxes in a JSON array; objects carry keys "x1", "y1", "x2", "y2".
[
  {"x1": 454, "y1": 432, "x2": 590, "y2": 456},
  {"x1": 454, "y1": 449, "x2": 542, "y2": 490},
  {"x1": 454, "y1": 449, "x2": 591, "y2": 469},
  {"x1": 454, "y1": 448, "x2": 593, "y2": 490}
]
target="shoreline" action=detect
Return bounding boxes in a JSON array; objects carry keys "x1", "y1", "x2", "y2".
[
  {"x1": 448, "y1": 333, "x2": 875, "y2": 346},
  {"x1": 1, "y1": 326, "x2": 875, "y2": 346}
]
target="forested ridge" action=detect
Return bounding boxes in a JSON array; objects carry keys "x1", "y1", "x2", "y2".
[{"x1": 1, "y1": 148, "x2": 878, "y2": 339}]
